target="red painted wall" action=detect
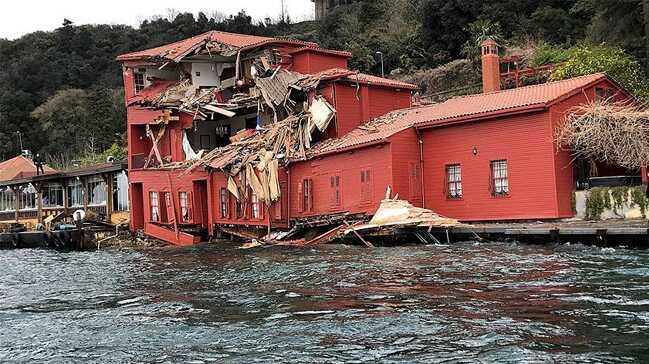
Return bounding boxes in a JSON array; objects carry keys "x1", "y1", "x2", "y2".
[
  {"x1": 289, "y1": 144, "x2": 393, "y2": 219},
  {"x1": 208, "y1": 169, "x2": 289, "y2": 228},
  {"x1": 332, "y1": 83, "x2": 412, "y2": 138},
  {"x1": 368, "y1": 86, "x2": 412, "y2": 120},
  {"x1": 129, "y1": 169, "x2": 211, "y2": 242},
  {"x1": 421, "y1": 110, "x2": 560, "y2": 221},
  {"x1": 291, "y1": 51, "x2": 348, "y2": 73},
  {"x1": 389, "y1": 129, "x2": 424, "y2": 207}
]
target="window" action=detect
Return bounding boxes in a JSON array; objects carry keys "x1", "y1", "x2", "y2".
[
  {"x1": 360, "y1": 169, "x2": 372, "y2": 202},
  {"x1": 251, "y1": 193, "x2": 261, "y2": 219},
  {"x1": 446, "y1": 164, "x2": 462, "y2": 199},
  {"x1": 43, "y1": 183, "x2": 64, "y2": 207},
  {"x1": 87, "y1": 177, "x2": 107, "y2": 206},
  {"x1": 112, "y1": 172, "x2": 129, "y2": 212},
  {"x1": 330, "y1": 175, "x2": 341, "y2": 207},
  {"x1": 67, "y1": 180, "x2": 83, "y2": 207},
  {"x1": 179, "y1": 192, "x2": 190, "y2": 222},
  {"x1": 134, "y1": 71, "x2": 145, "y2": 93},
  {"x1": 302, "y1": 178, "x2": 313, "y2": 212},
  {"x1": 0, "y1": 188, "x2": 15, "y2": 212},
  {"x1": 491, "y1": 160, "x2": 509, "y2": 196},
  {"x1": 595, "y1": 87, "x2": 615, "y2": 103},
  {"x1": 18, "y1": 184, "x2": 36, "y2": 210},
  {"x1": 220, "y1": 188, "x2": 229, "y2": 218},
  {"x1": 150, "y1": 192, "x2": 159, "y2": 222}
]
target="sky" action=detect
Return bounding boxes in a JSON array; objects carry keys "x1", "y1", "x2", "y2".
[{"x1": 0, "y1": 0, "x2": 314, "y2": 40}]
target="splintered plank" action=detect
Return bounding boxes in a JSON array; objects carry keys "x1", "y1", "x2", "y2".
[{"x1": 302, "y1": 224, "x2": 350, "y2": 246}]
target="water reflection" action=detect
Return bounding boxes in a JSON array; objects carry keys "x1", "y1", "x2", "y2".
[{"x1": 1, "y1": 242, "x2": 648, "y2": 362}]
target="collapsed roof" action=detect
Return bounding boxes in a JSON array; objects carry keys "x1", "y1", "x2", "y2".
[{"x1": 116, "y1": 31, "x2": 327, "y2": 62}]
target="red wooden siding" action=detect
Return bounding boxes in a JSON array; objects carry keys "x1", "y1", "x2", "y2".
[
  {"x1": 332, "y1": 83, "x2": 363, "y2": 137},
  {"x1": 291, "y1": 52, "x2": 348, "y2": 74},
  {"x1": 289, "y1": 144, "x2": 393, "y2": 218},
  {"x1": 421, "y1": 110, "x2": 560, "y2": 221},
  {"x1": 208, "y1": 168, "x2": 289, "y2": 228},
  {"x1": 332, "y1": 83, "x2": 412, "y2": 138},
  {"x1": 388, "y1": 129, "x2": 424, "y2": 207},
  {"x1": 128, "y1": 169, "x2": 210, "y2": 245}
]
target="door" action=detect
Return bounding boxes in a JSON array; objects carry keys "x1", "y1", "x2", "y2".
[
  {"x1": 130, "y1": 183, "x2": 144, "y2": 230},
  {"x1": 193, "y1": 180, "x2": 209, "y2": 227}
]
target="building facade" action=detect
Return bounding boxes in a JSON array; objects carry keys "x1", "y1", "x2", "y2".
[
  {"x1": 118, "y1": 34, "x2": 636, "y2": 246},
  {"x1": 0, "y1": 159, "x2": 129, "y2": 228}
]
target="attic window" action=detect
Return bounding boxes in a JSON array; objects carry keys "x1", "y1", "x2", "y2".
[{"x1": 134, "y1": 71, "x2": 145, "y2": 94}]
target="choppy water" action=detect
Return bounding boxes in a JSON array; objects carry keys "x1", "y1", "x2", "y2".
[{"x1": 1, "y1": 242, "x2": 649, "y2": 363}]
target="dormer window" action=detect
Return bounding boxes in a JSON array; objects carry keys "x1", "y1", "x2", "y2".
[{"x1": 134, "y1": 70, "x2": 145, "y2": 94}]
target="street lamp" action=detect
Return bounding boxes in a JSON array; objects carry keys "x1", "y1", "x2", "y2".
[
  {"x1": 375, "y1": 51, "x2": 384, "y2": 78},
  {"x1": 15, "y1": 131, "x2": 23, "y2": 151}
]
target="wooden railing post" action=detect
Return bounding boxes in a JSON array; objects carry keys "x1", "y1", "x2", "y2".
[{"x1": 104, "y1": 173, "x2": 113, "y2": 223}]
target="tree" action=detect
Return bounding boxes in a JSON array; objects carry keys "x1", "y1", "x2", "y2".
[
  {"x1": 550, "y1": 45, "x2": 649, "y2": 103},
  {"x1": 461, "y1": 19, "x2": 504, "y2": 61}
]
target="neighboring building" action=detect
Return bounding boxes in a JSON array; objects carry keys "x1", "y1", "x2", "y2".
[
  {"x1": 312, "y1": 0, "x2": 357, "y2": 20},
  {"x1": 0, "y1": 161, "x2": 129, "y2": 228},
  {"x1": 117, "y1": 34, "x2": 636, "y2": 246},
  {"x1": 0, "y1": 155, "x2": 56, "y2": 182}
]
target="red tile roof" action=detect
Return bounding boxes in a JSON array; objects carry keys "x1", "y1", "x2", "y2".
[
  {"x1": 309, "y1": 73, "x2": 611, "y2": 156},
  {"x1": 117, "y1": 31, "x2": 318, "y2": 62},
  {"x1": 0, "y1": 156, "x2": 57, "y2": 182},
  {"x1": 300, "y1": 68, "x2": 417, "y2": 90},
  {"x1": 416, "y1": 73, "x2": 609, "y2": 128},
  {"x1": 128, "y1": 79, "x2": 179, "y2": 105}
]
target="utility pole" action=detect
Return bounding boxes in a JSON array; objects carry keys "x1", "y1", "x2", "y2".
[
  {"x1": 375, "y1": 51, "x2": 384, "y2": 78},
  {"x1": 280, "y1": 0, "x2": 286, "y2": 23}
]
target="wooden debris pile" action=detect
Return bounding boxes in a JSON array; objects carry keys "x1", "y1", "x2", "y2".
[
  {"x1": 557, "y1": 102, "x2": 649, "y2": 169},
  {"x1": 140, "y1": 79, "x2": 255, "y2": 120},
  {"x1": 186, "y1": 112, "x2": 317, "y2": 205}
]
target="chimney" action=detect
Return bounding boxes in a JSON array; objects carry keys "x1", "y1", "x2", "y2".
[{"x1": 481, "y1": 39, "x2": 500, "y2": 93}]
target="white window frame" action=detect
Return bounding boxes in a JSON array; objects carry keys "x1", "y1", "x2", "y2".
[
  {"x1": 446, "y1": 164, "x2": 463, "y2": 199},
  {"x1": 87, "y1": 177, "x2": 107, "y2": 206},
  {"x1": 150, "y1": 191, "x2": 159, "y2": 222},
  {"x1": 491, "y1": 160, "x2": 510, "y2": 196},
  {"x1": 179, "y1": 191, "x2": 190, "y2": 222}
]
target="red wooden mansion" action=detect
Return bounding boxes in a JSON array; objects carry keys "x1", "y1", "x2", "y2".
[{"x1": 118, "y1": 33, "x2": 637, "y2": 245}]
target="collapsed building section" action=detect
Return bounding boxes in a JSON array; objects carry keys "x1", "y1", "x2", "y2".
[{"x1": 118, "y1": 31, "x2": 415, "y2": 245}]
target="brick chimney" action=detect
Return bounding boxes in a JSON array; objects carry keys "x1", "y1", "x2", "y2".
[{"x1": 481, "y1": 39, "x2": 500, "y2": 93}]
